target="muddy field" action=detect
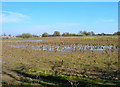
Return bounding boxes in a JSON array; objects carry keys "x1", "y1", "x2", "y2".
[{"x1": 2, "y1": 36, "x2": 120, "y2": 87}]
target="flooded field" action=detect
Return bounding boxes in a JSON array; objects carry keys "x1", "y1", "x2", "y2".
[
  {"x1": 2, "y1": 36, "x2": 120, "y2": 86},
  {"x1": 7, "y1": 43, "x2": 117, "y2": 52}
]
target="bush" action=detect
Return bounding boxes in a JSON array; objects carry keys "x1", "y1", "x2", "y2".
[
  {"x1": 53, "y1": 31, "x2": 60, "y2": 36},
  {"x1": 22, "y1": 33, "x2": 33, "y2": 38},
  {"x1": 113, "y1": 32, "x2": 120, "y2": 36},
  {"x1": 70, "y1": 33, "x2": 76, "y2": 36},
  {"x1": 42, "y1": 32, "x2": 49, "y2": 37},
  {"x1": 62, "y1": 32, "x2": 70, "y2": 36},
  {"x1": 17, "y1": 33, "x2": 33, "y2": 38}
]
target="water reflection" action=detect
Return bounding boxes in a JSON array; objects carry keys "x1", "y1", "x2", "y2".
[
  {"x1": 7, "y1": 44, "x2": 117, "y2": 52},
  {"x1": 0, "y1": 60, "x2": 7, "y2": 63},
  {"x1": 3, "y1": 40, "x2": 43, "y2": 43}
]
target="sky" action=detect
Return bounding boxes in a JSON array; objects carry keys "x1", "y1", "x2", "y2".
[{"x1": 1, "y1": 2, "x2": 118, "y2": 36}]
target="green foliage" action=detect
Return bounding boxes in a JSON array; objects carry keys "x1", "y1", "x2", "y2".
[
  {"x1": 70, "y1": 33, "x2": 76, "y2": 36},
  {"x1": 42, "y1": 32, "x2": 49, "y2": 37},
  {"x1": 62, "y1": 32, "x2": 70, "y2": 36},
  {"x1": 21, "y1": 33, "x2": 33, "y2": 38},
  {"x1": 53, "y1": 31, "x2": 60, "y2": 36},
  {"x1": 79, "y1": 31, "x2": 95, "y2": 36},
  {"x1": 113, "y1": 32, "x2": 120, "y2": 36},
  {"x1": 17, "y1": 33, "x2": 33, "y2": 38},
  {"x1": 15, "y1": 66, "x2": 119, "y2": 87},
  {"x1": 62, "y1": 32, "x2": 84, "y2": 36}
]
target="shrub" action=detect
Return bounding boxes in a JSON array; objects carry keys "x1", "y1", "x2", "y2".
[
  {"x1": 17, "y1": 33, "x2": 33, "y2": 38},
  {"x1": 22, "y1": 33, "x2": 33, "y2": 38},
  {"x1": 42, "y1": 32, "x2": 49, "y2": 37},
  {"x1": 53, "y1": 31, "x2": 60, "y2": 36}
]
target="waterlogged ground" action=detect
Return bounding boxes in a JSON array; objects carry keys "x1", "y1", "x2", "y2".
[
  {"x1": 7, "y1": 43, "x2": 117, "y2": 52},
  {"x1": 2, "y1": 36, "x2": 120, "y2": 87}
]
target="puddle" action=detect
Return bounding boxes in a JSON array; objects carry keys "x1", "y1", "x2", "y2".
[
  {"x1": 0, "y1": 60, "x2": 7, "y2": 63},
  {"x1": 2, "y1": 40, "x2": 43, "y2": 43},
  {"x1": 7, "y1": 44, "x2": 117, "y2": 52}
]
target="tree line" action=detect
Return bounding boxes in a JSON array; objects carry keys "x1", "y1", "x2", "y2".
[
  {"x1": 2, "y1": 31, "x2": 120, "y2": 39},
  {"x1": 41, "y1": 31, "x2": 120, "y2": 37}
]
